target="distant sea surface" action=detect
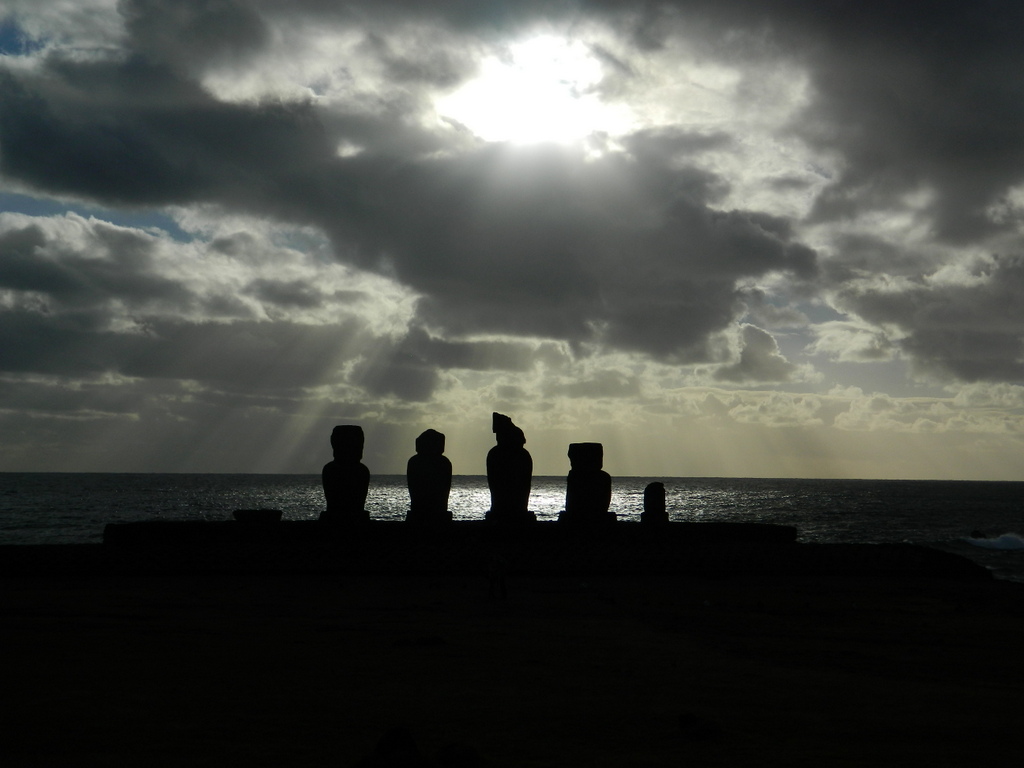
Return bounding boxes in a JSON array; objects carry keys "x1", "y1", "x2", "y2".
[{"x1": 1, "y1": 474, "x2": 1022, "y2": 581}]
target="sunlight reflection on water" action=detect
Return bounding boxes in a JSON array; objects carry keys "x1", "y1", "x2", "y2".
[{"x1": 2, "y1": 473, "x2": 1023, "y2": 582}]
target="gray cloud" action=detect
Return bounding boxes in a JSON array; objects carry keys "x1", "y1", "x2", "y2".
[
  {"x1": 0, "y1": 5, "x2": 822, "y2": 368},
  {"x1": 781, "y1": 2, "x2": 1024, "y2": 243},
  {"x1": 807, "y1": 322, "x2": 895, "y2": 363},
  {"x1": 821, "y1": 234, "x2": 938, "y2": 283},
  {"x1": 0, "y1": 215, "x2": 406, "y2": 398},
  {"x1": 350, "y1": 327, "x2": 540, "y2": 401},
  {"x1": 544, "y1": 368, "x2": 642, "y2": 399},
  {"x1": 833, "y1": 255, "x2": 1024, "y2": 382},
  {"x1": 0, "y1": 308, "x2": 367, "y2": 390},
  {"x1": 335, "y1": 143, "x2": 817, "y2": 359},
  {"x1": 245, "y1": 278, "x2": 324, "y2": 309},
  {"x1": 0, "y1": 209, "x2": 552, "y2": 406},
  {"x1": 121, "y1": 0, "x2": 271, "y2": 74},
  {"x1": 2, "y1": 0, "x2": 1024, "y2": 409},
  {"x1": 714, "y1": 324, "x2": 798, "y2": 383},
  {"x1": 0, "y1": 222, "x2": 192, "y2": 310}
]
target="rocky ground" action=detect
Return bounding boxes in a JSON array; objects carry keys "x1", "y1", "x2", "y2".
[{"x1": 3, "y1": 567, "x2": 1023, "y2": 766}]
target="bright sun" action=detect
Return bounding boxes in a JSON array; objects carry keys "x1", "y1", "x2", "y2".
[{"x1": 437, "y1": 35, "x2": 631, "y2": 145}]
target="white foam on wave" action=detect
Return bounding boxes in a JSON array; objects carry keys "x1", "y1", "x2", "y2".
[{"x1": 965, "y1": 533, "x2": 1024, "y2": 550}]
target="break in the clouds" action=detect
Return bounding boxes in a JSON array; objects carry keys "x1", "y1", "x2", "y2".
[{"x1": 1, "y1": 0, "x2": 1024, "y2": 478}]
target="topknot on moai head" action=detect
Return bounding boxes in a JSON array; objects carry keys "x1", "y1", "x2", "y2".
[
  {"x1": 415, "y1": 429, "x2": 445, "y2": 455},
  {"x1": 568, "y1": 442, "x2": 603, "y2": 471},
  {"x1": 492, "y1": 412, "x2": 526, "y2": 447},
  {"x1": 330, "y1": 425, "x2": 364, "y2": 462}
]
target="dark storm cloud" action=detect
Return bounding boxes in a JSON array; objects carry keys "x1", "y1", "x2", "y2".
[
  {"x1": 0, "y1": 216, "x2": 399, "y2": 396},
  {"x1": 605, "y1": 0, "x2": 1024, "y2": 243},
  {"x1": 4, "y1": 0, "x2": 1024, "y2": 389},
  {"x1": 0, "y1": 373, "x2": 144, "y2": 416},
  {"x1": 358, "y1": 32, "x2": 473, "y2": 89},
  {"x1": 770, "y1": 1, "x2": 1024, "y2": 243},
  {"x1": 120, "y1": 318, "x2": 370, "y2": 389},
  {"x1": 621, "y1": 126, "x2": 733, "y2": 161},
  {"x1": 400, "y1": 327, "x2": 536, "y2": 372},
  {"x1": 116, "y1": 0, "x2": 544, "y2": 86},
  {"x1": 350, "y1": 327, "x2": 539, "y2": 401},
  {"x1": 833, "y1": 255, "x2": 1024, "y2": 383},
  {"x1": 586, "y1": 0, "x2": 1024, "y2": 244},
  {"x1": 0, "y1": 222, "x2": 191, "y2": 309},
  {"x1": 245, "y1": 278, "x2": 323, "y2": 309},
  {"x1": 0, "y1": 212, "x2": 565, "y2": 404},
  {"x1": 822, "y1": 234, "x2": 937, "y2": 282},
  {"x1": 121, "y1": 0, "x2": 270, "y2": 73},
  {"x1": 1, "y1": 45, "x2": 817, "y2": 364},
  {"x1": 334, "y1": 142, "x2": 816, "y2": 360},
  {"x1": 0, "y1": 308, "x2": 369, "y2": 390},
  {"x1": 0, "y1": 58, "x2": 338, "y2": 206},
  {"x1": 647, "y1": 0, "x2": 1024, "y2": 384},
  {"x1": 0, "y1": 215, "x2": 561, "y2": 405}
]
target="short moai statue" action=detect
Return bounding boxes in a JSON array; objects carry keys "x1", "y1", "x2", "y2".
[
  {"x1": 485, "y1": 413, "x2": 535, "y2": 525},
  {"x1": 558, "y1": 442, "x2": 615, "y2": 525},
  {"x1": 320, "y1": 425, "x2": 370, "y2": 524},
  {"x1": 640, "y1": 481, "x2": 669, "y2": 524},
  {"x1": 406, "y1": 428, "x2": 453, "y2": 525}
]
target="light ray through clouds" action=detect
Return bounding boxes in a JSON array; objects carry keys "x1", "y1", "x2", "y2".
[
  {"x1": 437, "y1": 33, "x2": 633, "y2": 145},
  {"x1": 1, "y1": 1, "x2": 1024, "y2": 478}
]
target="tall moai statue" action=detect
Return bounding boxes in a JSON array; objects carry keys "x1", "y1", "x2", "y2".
[
  {"x1": 406, "y1": 428, "x2": 453, "y2": 525},
  {"x1": 320, "y1": 424, "x2": 370, "y2": 524},
  {"x1": 640, "y1": 481, "x2": 669, "y2": 524},
  {"x1": 485, "y1": 413, "x2": 536, "y2": 525},
  {"x1": 558, "y1": 442, "x2": 614, "y2": 525}
]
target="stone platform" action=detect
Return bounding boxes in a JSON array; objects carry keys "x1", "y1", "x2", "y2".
[{"x1": 0, "y1": 520, "x2": 990, "y2": 580}]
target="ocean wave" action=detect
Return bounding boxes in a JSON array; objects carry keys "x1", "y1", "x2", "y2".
[{"x1": 964, "y1": 533, "x2": 1024, "y2": 550}]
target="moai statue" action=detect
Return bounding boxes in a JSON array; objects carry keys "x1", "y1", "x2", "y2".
[
  {"x1": 406, "y1": 428, "x2": 453, "y2": 525},
  {"x1": 558, "y1": 442, "x2": 615, "y2": 525},
  {"x1": 485, "y1": 413, "x2": 535, "y2": 525},
  {"x1": 640, "y1": 481, "x2": 669, "y2": 524},
  {"x1": 320, "y1": 425, "x2": 370, "y2": 524}
]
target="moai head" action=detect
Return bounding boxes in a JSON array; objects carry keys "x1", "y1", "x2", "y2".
[
  {"x1": 492, "y1": 412, "x2": 526, "y2": 448},
  {"x1": 415, "y1": 428, "x2": 445, "y2": 455},
  {"x1": 568, "y1": 442, "x2": 603, "y2": 472},
  {"x1": 644, "y1": 481, "x2": 666, "y2": 515},
  {"x1": 330, "y1": 425, "x2": 364, "y2": 463}
]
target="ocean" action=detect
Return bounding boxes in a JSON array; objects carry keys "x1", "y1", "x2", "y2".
[{"x1": 1, "y1": 473, "x2": 1022, "y2": 581}]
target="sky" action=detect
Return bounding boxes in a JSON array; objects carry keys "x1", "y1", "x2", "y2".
[{"x1": 2, "y1": 0, "x2": 1024, "y2": 479}]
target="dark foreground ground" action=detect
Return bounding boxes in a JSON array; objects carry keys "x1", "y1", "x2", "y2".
[{"x1": 3, "y1": 566, "x2": 1023, "y2": 767}]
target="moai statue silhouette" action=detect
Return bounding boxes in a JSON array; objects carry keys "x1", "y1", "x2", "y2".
[
  {"x1": 640, "y1": 481, "x2": 669, "y2": 524},
  {"x1": 320, "y1": 425, "x2": 370, "y2": 524},
  {"x1": 485, "y1": 413, "x2": 535, "y2": 525},
  {"x1": 406, "y1": 428, "x2": 453, "y2": 525},
  {"x1": 559, "y1": 442, "x2": 615, "y2": 525}
]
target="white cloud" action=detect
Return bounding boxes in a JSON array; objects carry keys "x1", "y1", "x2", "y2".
[
  {"x1": 807, "y1": 320, "x2": 896, "y2": 362},
  {"x1": 952, "y1": 382, "x2": 1024, "y2": 410},
  {"x1": 726, "y1": 391, "x2": 825, "y2": 428}
]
